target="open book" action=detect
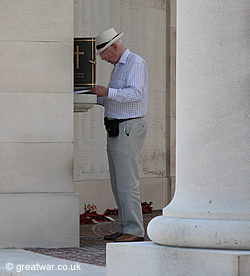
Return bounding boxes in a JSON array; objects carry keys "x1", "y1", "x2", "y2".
[{"x1": 74, "y1": 87, "x2": 93, "y2": 94}]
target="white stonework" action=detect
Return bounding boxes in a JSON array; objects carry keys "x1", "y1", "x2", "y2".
[
  {"x1": 0, "y1": 93, "x2": 73, "y2": 142},
  {"x1": 0, "y1": 42, "x2": 73, "y2": 93},
  {"x1": 107, "y1": 0, "x2": 250, "y2": 274},
  {"x1": 0, "y1": 193, "x2": 79, "y2": 248},
  {"x1": 74, "y1": 94, "x2": 97, "y2": 112},
  {"x1": 0, "y1": 143, "x2": 74, "y2": 193},
  {"x1": 0, "y1": 249, "x2": 106, "y2": 276},
  {"x1": 148, "y1": 0, "x2": 250, "y2": 250},
  {"x1": 107, "y1": 242, "x2": 250, "y2": 276},
  {"x1": 75, "y1": 177, "x2": 169, "y2": 214},
  {"x1": 0, "y1": 0, "x2": 79, "y2": 248},
  {"x1": 0, "y1": 0, "x2": 73, "y2": 42},
  {"x1": 73, "y1": 0, "x2": 172, "y2": 212}
]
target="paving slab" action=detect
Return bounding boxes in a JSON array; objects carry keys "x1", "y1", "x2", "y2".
[{"x1": 0, "y1": 250, "x2": 106, "y2": 276}]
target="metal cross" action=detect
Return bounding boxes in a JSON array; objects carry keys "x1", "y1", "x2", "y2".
[{"x1": 74, "y1": 46, "x2": 85, "y2": 69}]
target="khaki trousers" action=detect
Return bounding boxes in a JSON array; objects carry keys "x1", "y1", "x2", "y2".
[{"x1": 107, "y1": 117, "x2": 147, "y2": 237}]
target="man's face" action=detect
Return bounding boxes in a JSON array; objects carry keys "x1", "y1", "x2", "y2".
[{"x1": 100, "y1": 45, "x2": 118, "y2": 64}]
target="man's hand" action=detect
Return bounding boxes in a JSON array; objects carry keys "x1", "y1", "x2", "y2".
[{"x1": 91, "y1": 85, "x2": 109, "y2": 97}]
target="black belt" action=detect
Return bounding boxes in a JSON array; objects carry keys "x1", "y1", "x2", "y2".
[{"x1": 105, "y1": 117, "x2": 142, "y2": 124}]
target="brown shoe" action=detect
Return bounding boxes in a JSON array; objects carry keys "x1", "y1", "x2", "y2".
[
  {"x1": 114, "y1": 233, "x2": 144, "y2": 242},
  {"x1": 104, "y1": 231, "x2": 123, "y2": 241}
]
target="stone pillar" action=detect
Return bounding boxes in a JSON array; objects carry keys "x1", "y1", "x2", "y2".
[
  {"x1": 107, "y1": 0, "x2": 250, "y2": 275},
  {"x1": 0, "y1": 0, "x2": 79, "y2": 248},
  {"x1": 148, "y1": 0, "x2": 250, "y2": 251}
]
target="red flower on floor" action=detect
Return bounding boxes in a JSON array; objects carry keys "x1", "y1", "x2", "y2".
[
  {"x1": 80, "y1": 202, "x2": 153, "y2": 224},
  {"x1": 141, "y1": 201, "x2": 153, "y2": 214},
  {"x1": 80, "y1": 214, "x2": 93, "y2": 224},
  {"x1": 104, "y1": 202, "x2": 153, "y2": 215},
  {"x1": 80, "y1": 204, "x2": 115, "y2": 225},
  {"x1": 80, "y1": 211, "x2": 112, "y2": 225},
  {"x1": 104, "y1": 208, "x2": 118, "y2": 216}
]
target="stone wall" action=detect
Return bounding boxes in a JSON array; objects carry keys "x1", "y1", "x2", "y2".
[
  {"x1": 0, "y1": 0, "x2": 79, "y2": 248},
  {"x1": 74, "y1": 0, "x2": 176, "y2": 213}
]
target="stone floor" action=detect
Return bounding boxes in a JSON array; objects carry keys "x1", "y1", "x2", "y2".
[{"x1": 26, "y1": 210, "x2": 161, "y2": 267}]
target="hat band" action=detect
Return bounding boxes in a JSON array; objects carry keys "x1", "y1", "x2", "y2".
[{"x1": 96, "y1": 33, "x2": 120, "y2": 50}]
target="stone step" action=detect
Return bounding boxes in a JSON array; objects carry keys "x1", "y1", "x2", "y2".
[
  {"x1": 0, "y1": 250, "x2": 106, "y2": 276},
  {"x1": 107, "y1": 241, "x2": 250, "y2": 276}
]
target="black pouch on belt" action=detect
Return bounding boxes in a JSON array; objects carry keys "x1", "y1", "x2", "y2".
[{"x1": 104, "y1": 117, "x2": 119, "y2": 137}]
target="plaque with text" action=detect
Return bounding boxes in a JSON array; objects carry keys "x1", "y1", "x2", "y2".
[{"x1": 74, "y1": 37, "x2": 96, "y2": 88}]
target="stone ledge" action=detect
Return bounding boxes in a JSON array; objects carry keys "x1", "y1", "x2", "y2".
[
  {"x1": 107, "y1": 241, "x2": 250, "y2": 276},
  {"x1": 0, "y1": 249, "x2": 106, "y2": 276}
]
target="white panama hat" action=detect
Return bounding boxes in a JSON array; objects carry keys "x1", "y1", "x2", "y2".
[{"x1": 96, "y1": 28, "x2": 124, "y2": 55}]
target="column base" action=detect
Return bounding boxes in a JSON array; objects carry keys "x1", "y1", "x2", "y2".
[
  {"x1": 107, "y1": 242, "x2": 250, "y2": 276},
  {"x1": 147, "y1": 215, "x2": 250, "y2": 250}
]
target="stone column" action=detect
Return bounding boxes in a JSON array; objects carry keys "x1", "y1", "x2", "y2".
[
  {"x1": 0, "y1": 0, "x2": 79, "y2": 248},
  {"x1": 148, "y1": 0, "x2": 250, "y2": 251},
  {"x1": 107, "y1": 0, "x2": 250, "y2": 275}
]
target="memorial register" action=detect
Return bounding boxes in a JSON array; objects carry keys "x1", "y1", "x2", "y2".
[{"x1": 74, "y1": 37, "x2": 96, "y2": 90}]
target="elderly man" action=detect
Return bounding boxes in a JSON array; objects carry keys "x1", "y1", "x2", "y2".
[{"x1": 92, "y1": 28, "x2": 148, "y2": 242}]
